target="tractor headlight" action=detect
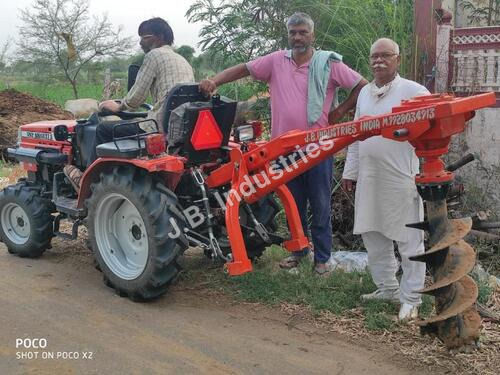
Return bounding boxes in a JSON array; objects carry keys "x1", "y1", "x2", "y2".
[{"x1": 234, "y1": 125, "x2": 255, "y2": 142}]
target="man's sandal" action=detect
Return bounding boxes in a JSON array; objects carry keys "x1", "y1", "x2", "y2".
[{"x1": 314, "y1": 263, "x2": 333, "y2": 277}]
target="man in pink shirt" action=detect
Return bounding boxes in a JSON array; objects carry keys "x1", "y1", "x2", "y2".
[{"x1": 200, "y1": 12, "x2": 367, "y2": 274}]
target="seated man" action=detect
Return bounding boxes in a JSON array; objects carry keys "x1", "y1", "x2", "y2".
[{"x1": 64, "y1": 17, "x2": 194, "y2": 190}]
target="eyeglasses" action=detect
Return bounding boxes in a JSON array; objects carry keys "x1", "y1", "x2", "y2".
[
  {"x1": 370, "y1": 53, "x2": 398, "y2": 61},
  {"x1": 139, "y1": 34, "x2": 155, "y2": 41}
]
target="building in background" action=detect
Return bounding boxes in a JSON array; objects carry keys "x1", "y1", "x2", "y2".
[{"x1": 415, "y1": 0, "x2": 500, "y2": 214}]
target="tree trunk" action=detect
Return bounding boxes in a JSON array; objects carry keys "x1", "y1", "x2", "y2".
[
  {"x1": 71, "y1": 80, "x2": 79, "y2": 99},
  {"x1": 103, "y1": 67, "x2": 111, "y2": 100},
  {"x1": 488, "y1": 0, "x2": 494, "y2": 25}
]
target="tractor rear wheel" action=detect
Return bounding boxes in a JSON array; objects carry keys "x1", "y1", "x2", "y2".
[
  {"x1": 86, "y1": 166, "x2": 187, "y2": 301},
  {"x1": 0, "y1": 183, "x2": 53, "y2": 257}
]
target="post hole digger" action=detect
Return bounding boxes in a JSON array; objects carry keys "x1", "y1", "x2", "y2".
[{"x1": 0, "y1": 82, "x2": 495, "y2": 350}]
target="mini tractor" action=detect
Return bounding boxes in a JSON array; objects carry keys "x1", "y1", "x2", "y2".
[{"x1": 0, "y1": 69, "x2": 496, "y2": 350}]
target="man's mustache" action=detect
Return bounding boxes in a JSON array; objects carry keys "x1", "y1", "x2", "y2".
[
  {"x1": 290, "y1": 43, "x2": 308, "y2": 53},
  {"x1": 372, "y1": 63, "x2": 388, "y2": 69}
]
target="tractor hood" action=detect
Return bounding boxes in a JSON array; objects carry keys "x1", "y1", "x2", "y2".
[
  {"x1": 18, "y1": 120, "x2": 77, "y2": 148},
  {"x1": 20, "y1": 120, "x2": 78, "y2": 135}
]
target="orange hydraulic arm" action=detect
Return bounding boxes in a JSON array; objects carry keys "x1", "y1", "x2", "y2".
[{"x1": 205, "y1": 93, "x2": 496, "y2": 276}]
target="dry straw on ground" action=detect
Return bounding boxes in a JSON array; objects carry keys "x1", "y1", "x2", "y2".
[{"x1": 280, "y1": 288, "x2": 500, "y2": 375}]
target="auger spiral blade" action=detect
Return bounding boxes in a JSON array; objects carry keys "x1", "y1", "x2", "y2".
[
  {"x1": 412, "y1": 240, "x2": 476, "y2": 292},
  {"x1": 410, "y1": 195, "x2": 480, "y2": 350},
  {"x1": 419, "y1": 306, "x2": 482, "y2": 351},
  {"x1": 417, "y1": 275, "x2": 478, "y2": 324},
  {"x1": 427, "y1": 218, "x2": 472, "y2": 253},
  {"x1": 400, "y1": 94, "x2": 493, "y2": 350}
]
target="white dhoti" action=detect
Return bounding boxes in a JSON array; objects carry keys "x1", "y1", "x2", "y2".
[{"x1": 343, "y1": 75, "x2": 430, "y2": 306}]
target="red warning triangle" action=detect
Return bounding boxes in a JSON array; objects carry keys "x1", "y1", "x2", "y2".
[{"x1": 190, "y1": 109, "x2": 223, "y2": 150}]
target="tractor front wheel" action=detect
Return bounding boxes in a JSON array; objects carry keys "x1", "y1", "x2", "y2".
[{"x1": 0, "y1": 183, "x2": 53, "y2": 257}]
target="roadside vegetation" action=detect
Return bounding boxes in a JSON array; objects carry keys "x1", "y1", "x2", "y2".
[
  {"x1": 0, "y1": 81, "x2": 106, "y2": 108},
  {"x1": 0, "y1": 160, "x2": 12, "y2": 178},
  {"x1": 181, "y1": 245, "x2": 437, "y2": 332}
]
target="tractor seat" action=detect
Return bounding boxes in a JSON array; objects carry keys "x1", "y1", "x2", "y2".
[{"x1": 96, "y1": 139, "x2": 146, "y2": 159}]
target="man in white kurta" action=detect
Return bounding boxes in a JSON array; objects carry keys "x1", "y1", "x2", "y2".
[{"x1": 342, "y1": 38, "x2": 429, "y2": 321}]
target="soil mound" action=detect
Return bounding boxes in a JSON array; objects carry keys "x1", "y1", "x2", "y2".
[{"x1": 0, "y1": 89, "x2": 74, "y2": 149}]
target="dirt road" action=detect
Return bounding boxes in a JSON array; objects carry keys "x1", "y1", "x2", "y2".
[{"x1": 0, "y1": 242, "x2": 430, "y2": 375}]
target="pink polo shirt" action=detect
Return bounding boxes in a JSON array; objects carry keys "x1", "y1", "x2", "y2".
[{"x1": 246, "y1": 50, "x2": 362, "y2": 139}]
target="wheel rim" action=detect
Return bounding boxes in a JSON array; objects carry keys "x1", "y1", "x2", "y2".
[
  {"x1": 1, "y1": 203, "x2": 31, "y2": 245},
  {"x1": 94, "y1": 193, "x2": 149, "y2": 280}
]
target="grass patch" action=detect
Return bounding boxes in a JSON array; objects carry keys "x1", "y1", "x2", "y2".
[
  {"x1": 476, "y1": 277, "x2": 494, "y2": 305},
  {"x1": 364, "y1": 311, "x2": 395, "y2": 331},
  {"x1": 186, "y1": 245, "x2": 427, "y2": 331},
  {"x1": 0, "y1": 160, "x2": 14, "y2": 178},
  {"x1": 470, "y1": 264, "x2": 495, "y2": 305},
  {"x1": 419, "y1": 294, "x2": 434, "y2": 319},
  {"x1": 0, "y1": 81, "x2": 115, "y2": 107},
  {"x1": 228, "y1": 259, "x2": 372, "y2": 315}
]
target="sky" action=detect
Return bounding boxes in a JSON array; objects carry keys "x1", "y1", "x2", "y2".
[{"x1": 0, "y1": 0, "x2": 203, "y2": 58}]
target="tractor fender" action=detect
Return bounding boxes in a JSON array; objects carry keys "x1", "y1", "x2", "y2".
[{"x1": 77, "y1": 157, "x2": 184, "y2": 208}]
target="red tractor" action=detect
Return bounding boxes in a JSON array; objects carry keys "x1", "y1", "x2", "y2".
[
  {"x1": 0, "y1": 83, "x2": 281, "y2": 301},
  {"x1": 0, "y1": 76, "x2": 496, "y2": 350}
]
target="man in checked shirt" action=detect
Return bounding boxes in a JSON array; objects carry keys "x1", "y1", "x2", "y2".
[{"x1": 64, "y1": 17, "x2": 194, "y2": 189}]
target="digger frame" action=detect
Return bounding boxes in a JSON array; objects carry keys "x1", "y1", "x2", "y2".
[{"x1": 201, "y1": 92, "x2": 496, "y2": 277}]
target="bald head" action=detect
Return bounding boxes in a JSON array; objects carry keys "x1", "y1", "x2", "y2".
[{"x1": 370, "y1": 38, "x2": 399, "y2": 55}]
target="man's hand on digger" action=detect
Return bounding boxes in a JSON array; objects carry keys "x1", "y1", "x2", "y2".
[
  {"x1": 341, "y1": 178, "x2": 356, "y2": 193},
  {"x1": 99, "y1": 100, "x2": 122, "y2": 113},
  {"x1": 199, "y1": 78, "x2": 217, "y2": 96}
]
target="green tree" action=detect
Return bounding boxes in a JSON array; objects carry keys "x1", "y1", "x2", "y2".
[
  {"x1": 190, "y1": 49, "x2": 242, "y2": 80},
  {"x1": 17, "y1": 0, "x2": 134, "y2": 98},
  {"x1": 305, "y1": 0, "x2": 414, "y2": 78},
  {"x1": 187, "y1": 0, "x2": 294, "y2": 62},
  {"x1": 187, "y1": 0, "x2": 415, "y2": 78},
  {"x1": 175, "y1": 45, "x2": 196, "y2": 63}
]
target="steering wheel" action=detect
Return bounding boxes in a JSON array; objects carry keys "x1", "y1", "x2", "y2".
[{"x1": 97, "y1": 100, "x2": 152, "y2": 119}]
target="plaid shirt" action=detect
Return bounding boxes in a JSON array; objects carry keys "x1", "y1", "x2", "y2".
[{"x1": 123, "y1": 45, "x2": 194, "y2": 132}]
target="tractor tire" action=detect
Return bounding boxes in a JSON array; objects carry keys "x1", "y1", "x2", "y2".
[
  {"x1": 86, "y1": 166, "x2": 187, "y2": 302},
  {"x1": 0, "y1": 183, "x2": 53, "y2": 257}
]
